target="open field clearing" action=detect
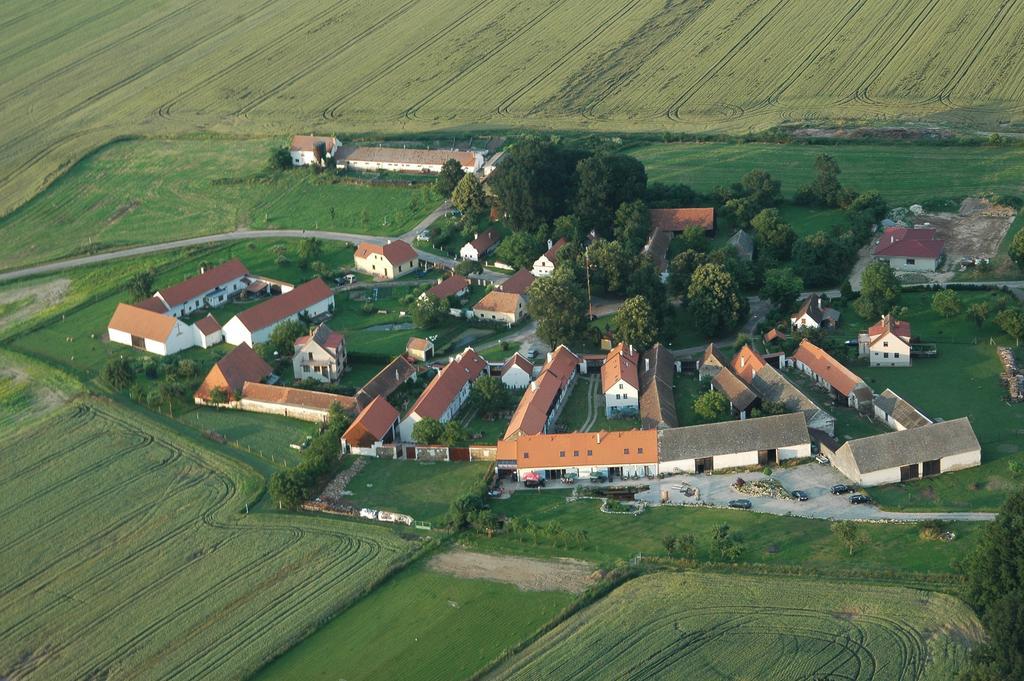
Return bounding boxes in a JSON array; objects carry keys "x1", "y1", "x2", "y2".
[
  {"x1": 428, "y1": 549, "x2": 596, "y2": 593},
  {"x1": 254, "y1": 562, "x2": 575, "y2": 681},
  {"x1": 0, "y1": 138, "x2": 433, "y2": 271},
  {"x1": 4, "y1": 1, "x2": 1024, "y2": 217},
  {"x1": 633, "y1": 142, "x2": 1024, "y2": 206},
  {"x1": 489, "y1": 572, "x2": 982, "y2": 681},
  {"x1": 0, "y1": 402, "x2": 411, "y2": 680}
]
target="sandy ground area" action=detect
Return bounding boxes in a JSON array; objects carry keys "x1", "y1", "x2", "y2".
[
  {"x1": 428, "y1": 549, "x2": 597, "y2": 594},
  {"x1": 0, "y1": 365, "x2": 67, "y2": 415},
  {"x1": 914, "y1": 198, "x2": 1015, "y2": 261},
  {"x1": 0, "y1": 277, "x2": 69, "y2": 333}
]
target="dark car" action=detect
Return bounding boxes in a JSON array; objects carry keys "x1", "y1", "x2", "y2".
[
  {"x1": 523, "y1": 478, "x2": 545, "y2": 489},
  {"x1": 791, "y1": 490, "x2": 809, "y2": 501},
  {"x1": 728, "y1": 499, "x2": 752, "y2": 509},
  {"x1": 830, "y1": 484, "x2": 852, "y2": 495},
  {"x1": 849, "y1": 493, "x2": 871, "y2": 505}
]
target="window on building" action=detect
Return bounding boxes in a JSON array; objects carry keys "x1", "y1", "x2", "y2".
[
  {"x1": 522, "y1": 452, "x2": 529, "y2": 459},
  {"x1": 883, "y1": 352, "x2": 889, "y2": 358},
  {"x1": 906, "y1": 258, "x2": 915, "y2": 265},
  {"x1": 587, "y1": 450, "x2": 592, "y2": 456},
  {"x1": 895, "y1": 352, "x2": 900, "y2": 358},
  {"x1": 624, "y1": 448, "x2": 630, "y2": 456},
  {"x1": 637, "y1": 447, "x2": 644, "y2": 454},
  {"x1": 573, "y1": 450, "x2": 579, "y2": 457}
]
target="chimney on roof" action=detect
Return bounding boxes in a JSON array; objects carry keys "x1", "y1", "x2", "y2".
[
  {"x1": 474, "y1": 232, "x2": 479, "y2": 239},
  {"x1": 644, "y1": 357, "x2": 650, "y2": 372},
  {"x1": 547, "y1": 239, "x2": 553, "y2": 250},
  {"x1": 596, "y1": 431, "x2": 602, "y2": 444},
  {"x1": 740, "y1": 355, "x2": 746, "y2": 368},
  {"x1": 386, "y1": 239, "x2": 392, "y2": 245}
]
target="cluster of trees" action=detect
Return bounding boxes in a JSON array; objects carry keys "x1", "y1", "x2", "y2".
[
  {"x1": 410, "y1": 416, "x2": 469, "y2": 446},
  {"x1": 504, "y1": 516, "x2": 590, "y2": 548},
  {"x1": 269, "y1": 403, "x2": 351, "y2": 509},
  {"x1": 930, "y1": 287, "x2": 1024, "y2": 343},
  {"x1": 1011, "y1": 230, "x2": 1024, "y2": 270}
]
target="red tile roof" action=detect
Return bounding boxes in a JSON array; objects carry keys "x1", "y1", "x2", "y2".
[
  {"x1": 425, "y1": 274, "x2": 470, "y2": 300},
  {"x1": 294, "y1": 323, "x2": 345, "y2": 357},
  {"x1": 499, "y1": 429, "x2": 659, "y2": 470},
  {"x1": 873, "y1": 228, "x2": 945, "y2": 259},
  {"x1": 467, "y1": 229, "x2": 500, "y2": 254},
  {"x1": 108, "y1": 303, "x2": 179, "y2": 342},
  {"x1": 504, "y1": 372, "x2": 562, "y2": 439},
  {"x1": 135, "y1": 296, "x2": 169, "y2": 313},
  {"x1": 240, "y1": 382, "x2": 356, "y2": 412},
  {"x1": 501, "y1": 353, "x2": 533, "y2": 376},
  {"x1": 541, "y1": 238, "x2": 568, "y2": 262},
  {"x1": 233, "y1": 279, "x2": 333, "y2": 333},
  {"x1": 290, "y1": 135, "x2": 337, "y2": 152},
  {"x1": 195, "y1": 314, "x2": 222, "y2": 336},
  {"x1": 157, "y1": 260, "x2": 249, "y2": 308},
  {"x1": 868, "y1": 315, "x2": 911, "y2": 340},
  {"x1": 730, "y1": 345, "x2": 766, "y2": 384},
  {"x1": 355, "y1": 240, "x2": 418, "y2": 266},
  {"x1": 792, "y1": 339, "x2": 864, "y2": 397},
  {"x1": 473, "y1": 290, "x2": 523, "y2": 315},
  {"x1": 407, "y1": 348, "x2": 486, "y2": 420},
  {"x1": 406, "y1": 337, "x2": 433, "y2": 352},
  {"x1": 194, "y1": 343, "x2": 272, "y2": 400},
  {"x1": 763, "y1": 328, "x2": 787, "y2": 343},
  {"x1": 649, "y1": 208, "x2": 715, "y2": 232},
  {"x1": 601, "y1": 343, "x2": 640, "y2": 392},
  {"x1": 343, "y1": 396, "x2": 399, "y2": 447},
  {"x1": 497, "y1": 269, "x2": 536, "y2": 295}
]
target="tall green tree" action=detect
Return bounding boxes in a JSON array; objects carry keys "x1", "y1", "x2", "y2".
[
  {"x1": 451, "y1": 173, "x2": 487, "y2": 221},
  {"x1": 615, "y1": 296, "x2": 659, "y2": 349},
  {"x1": 296, "y1": 237, "x2": 323, "y2": 268},
  {"x1": 968, "y1": 302, "x2": 991, "y2": 329},
  {"x1": 797, "y1": 153, "x2": 852, "y2": 208},
  {"x1": 996, "y1": 309, "x2": 1024, "y2": 346},
  {"x1": 102, "y1": 356, "x2": 136, "y2": 390},
  {"x1": 127, "y1": 268, "x2": 156, "y2": 302},
  {"x1": 931, "y1": 289, "x2": 962, "y2": 318},
  {"x1": 269, "y1": 318, "x2": 307, "y2": 357},
  {"x1": 412, "y1": 417, "x2": 445, "y2": 445},
  {"x1": 687, "y1": 263, "x2": 747, "y2": 337},
  {"x1": 413, "y1": 293, "x2": 449, "y2": 328},
  {"x1": 751, "y1": 208, "x2": 797, "y2": 263},
  {"x1": 668, "y1": 249, "x2": 707, "y2": 297},
  {"x1": 792, "y1": 232, "x2": 852, "y2": 288},
  {"x1": 846, "y1": 191, "x2": 888, "y2": 231},
  {"x1": 434, "y1": 158, "x2": 465, "y2": 197},
  {"x1": 470, "y1": 375, "x2": 508, "y2": 417},
  {"x1": 441, "y1": 421, "x2": 471, "y2": 446},
  {"x1": 586, "y1": 239, "x2": 633, "y2": 294},
  {"x1": 527, "y1": 268, "x2": 588, "y2": 348},
  {"x1": 854, "y1": 261, "x2": 901, "y2": 320},
  {"x1": 612, "y1": 199, "x2": 652, "y2": 252},
  {"x1": 494, "y1": 230, "x2": 545, "y2": 270},
  {"x1": 1010, "y1": 230, "x2": 1024, "y2": 269},
  {"x1": 694, "y1": 390, "x2": 730, "y2": 423},
  {"x1": 491, "y1": 138, "x2": 586, "y2": 230},
  {"x1": 762, "y1": 267, "x2": 804, "y2": 313},
  {"x1": 573, "y1": 154, "x2": 647, "y2": 238}
]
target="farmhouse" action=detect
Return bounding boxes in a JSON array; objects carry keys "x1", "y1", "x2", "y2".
[
  {"x1": 500, "y1": 352, "x2": 534, "y2": 389},
  {"x1": 639, "y1": 343, "x2": 678, "y2": 430},
  {"x1": 398, "y1": 348, "x2": 486, "y2": 441},
  {"x1": 421, "y1": 274, "x2": 470, "y2": 302},
  {"x1": 790, "y1": 339, "x2": 872, "y2": 411},
  {"x1": 334, "y1": 146, "x2": 483, "y2": 174},
  {"x1": 659, "y1": 412, "x2": 811, "y2": 474},
  {"x1": 292, "y1": 323, "x2": 346, "y2": 383},
  {"x1": 107, "y1": 303, "x2": 195, "y2": 356},
  {"x1": 872, "y1": 388, "x2": 931, "y2": 431},
  {"x1": 531, "y1": 238, "x2": 568, "y2": 278},
  {"x1": 649, "y1": 208, "x2": 716, "y2": 235},
  {"x1": 642, "y1": 228, "x2": 673, "y2": 278},
  {"x1": 602, "y1": 343, "x2": 640, "y2": 417},
  {"x1": 459, "y1": 229, "x2": 501, "y2": 261},
  {"x1": 193, "y1": 314, "x2": 223, "y2": 349},
  {"x1": 194, "y1": 343, "x2": 273, "y2": 402},
  {"x1": 473, "y1": 290, "x2": 526, "y2": 326},
  {"x1": 728, "y1": 229, "x2": 755, "y2": 261},
  {"x1": 732, "y1": 345, "x2": 835, "y2": 436},
  {"x1": 342, "y1": 396, "x2": 400, "y2": 454},
  {"x1": 405, "y1": 337, "x2": 434, "y2": 363},
  {"x1": 504, "y1": 346, "x2": 580, "y2": 440},
  {"x1": 236, "y1": 382, "x2": 356, "y2": 423},
  {"x1": 289, "y1": 135, "x2": 339, "y2": 166},
  {"x1": 500, "y1": 429, "x2": 660, "y2": 481},
  {"x1": 222, "y1": 279, "x2": 334, "y2": 347},
  {"x1": 710, "y1": 365, "x2": 758, "y2": 419},
  {"x1": 354, "y1": 240, "x2": 419, "y2": 280},
  {"x1": 355, "y1": 355, "x2": 418, "y2": 409},
  {"x1": 831, "y1": 418, "x2": 980, "y2": 486},
  {"x1": 496, "y1": 268, "x2": 536, "y2": 295},
  {"x1": 698, "y1": 343, "x2": 728, "y2": 381},
  {"x1": 858, "y1": 314, "x2": 912, "y2": 367},
  {"x1": 873, "y1": 227, "x2": 945, "y2": 271},
  {"x1": 153, "y1": 259, "x2": 250, "y2": 317},
  {"x1": 790, "y1": 293, "x2": 840, "y2": 330}
]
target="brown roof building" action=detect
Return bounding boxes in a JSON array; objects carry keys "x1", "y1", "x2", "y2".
[
  {"x1": 791, "y1": 339, "x2": 872, "y2": 411},
  {"x1": 639, "y1": 343, "x2": 677, "y2": 430},
  {"x1": 240, "y1": 382, "x2": 356, "y2": 418},
  {"x1": 356, "y1": 355, "x2": 418, "y2": 409},
  {"x1": 223, "y1": 279, "x2": 334, "y2": 346},
  {"x1": 194, "y1": 343, "x2": 273, "y2": 401},
  {"x1": 500, "y1": 429, "x2": 659, "y2": 472},
  {"x1": 342, "y1": 396, "x2": 400, "y2": 449},
  {"x1": 156, "y1": 259, "x2": 249, "y2": 311},
  {"x1": 497, "y1": 269, "x2": 536, "y2": 295},
  {"x1": 649, "y1": 208, "x2": 715, "y2": 233},
  {"x1": 423, "y1": 274, "x2": 470, "y2": 301}
]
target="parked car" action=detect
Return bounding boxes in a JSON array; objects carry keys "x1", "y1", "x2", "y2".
[
  {"x1": 728, "y1": 499, "x2": 752, "y2": 509},
  {"x1": 814, "y1": 454, "x2": 830, "y2": 465},
  {"x1": 830, "y1": 484, "x2": 852, "y2": 495},
  {"x1": 844, "y1": 339, "x2": 858, "y2": 346},
  {"x1": 486, "y1": 488, "x2": 503, "y2": 498},
  {"x1": 523, "y1": 478, "x2": 545, "y2": 489},
  {"x1": 791, "y1": 490, "x2": 809, "y2": 501},
  {"x1": 849, "y1": 494, "x2": 871, "y2": 505},
  {"x1": 527, "y1": 349, "x2": 538, "y2": 359},
  {"x1": 589, "y1": 471, "x2": 607, "y2": 483}
]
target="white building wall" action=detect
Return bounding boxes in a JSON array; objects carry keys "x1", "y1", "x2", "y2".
[
  {"x1": 222, "y1": 317, "x2": 253, "y2": 347},
  {"x1": 194, "y1": 327, "x2": 224, "y2": 349},
  {"x1": 880, "y1": 256, "x2": 939, "y2": 272},
  {"x1": 869, "y1": 348, "x2": 911, "y2": 367},
  {"x1": 859, "y1": 467, "x2": 900, "y2": 486},
  {"x1": 518, "y1": 463, "x2": 656, "y2": 478},
  {"x1": 791, "y1": 313, "x2": 819, "y2": 329},
  {"x1": 502, "y1": 367, "x2": 531, "y2": 389},
  {"x1": 233, "y1": 399, "x2": 332, "y2": 423},
  {"x1": 460, "y1": 244, "x2": 480, "y2": 261},
  {"x1": 398, "y1": 414, "x2": 421, "y2": 442},
  {"x1": 604, "y1": 380, "x2": 639, "y2": 416},
  {"x1": 531, "y1": 256, "x2": 556, "y2": 278},
  {"x1": 941, "y1": 449, "x2": 982, "y2": 473},
  {"x1": 108, "y1": 328, "x2": 134, "y2": 348}
]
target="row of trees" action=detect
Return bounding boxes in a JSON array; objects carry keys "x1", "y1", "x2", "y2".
[{"x1": 269, "y1": 403, "x2": 351, "y2": 509}]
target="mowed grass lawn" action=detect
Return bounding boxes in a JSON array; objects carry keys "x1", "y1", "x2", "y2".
[
  {"x1": 491, "y1": 572, "x2": 981, "y2": 681},
  {"x1": 633, "y1": 142, "x2": 1024, "y2": 205},
  {"x1": 254, "y1": 563, "x2": 574, "y2": 681},
  {"x1": 181, "y1": 406, "x2": 314, "y2": 468},
  {"x1": 341, "y1": 456, "x2": 491, "y2": 524},
  {"x1": 470, "y1": 491, "x2": 981, "y2": 575},
  {"x1": 0, "y1": 138, "x2": 435, "y2": 271},
  {"x1": 839, "y1": 290, "x2": 1024, "y2": 511}
]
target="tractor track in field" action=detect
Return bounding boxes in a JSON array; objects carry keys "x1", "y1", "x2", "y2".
[
  {"x1": 0, "y1": 0, "x2": 137, "y2": 68},
  {"x1": 401, "y1": 0, "x2": 573, "y2": 122},
  {"x1": 156, "y1": 0, "x2": 356, "y2": 120},
  {"x1": 0, "y1": 0, "x2": 69, "y2": 33},
  {"x1": 492, "y1": 0, "x2": 646, "y2": 119},
  {"x1": 320, "y1": 0, "x2": 494, "y2": 122},
  {"x1": 665, "y1": 0, "x2": 787, "y2": 122}
]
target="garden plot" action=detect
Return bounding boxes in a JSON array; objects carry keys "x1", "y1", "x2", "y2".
[{"x1": 912, "y1": 198, "x2": 1015, "y2": 262}]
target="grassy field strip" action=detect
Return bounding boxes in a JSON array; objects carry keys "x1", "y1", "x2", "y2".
[
  {"x1": 0, "y1": 402, "x2": 411, "y2": 680},
  {"x1": 489, "y1": 572, "x2": 982, "y2": 681}
]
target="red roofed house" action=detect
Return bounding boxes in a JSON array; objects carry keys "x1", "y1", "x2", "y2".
[
  {"x1": 858, "y1": 314, "x2": 912, "y2": 367},
  {"x1": 531, "y1": 238, "x2": 568, "y2": 278},
  {"x1": 222, "y1": 279, "x2": 334, "y2": 346},
  {"x1": 501, "y1": 353, "x2": 534, "y2": 389},
  {"x1": 290, "y1": 135, "x2": 339, "y2": 167},
  {"x1": 500, "y1": 429, "x2": 660, "y2": 481},
  {"x1": 193, "y1": 314, "x2": 223, "y2": 349},
  {"x1": 237, "y1": 382, "x2": 356, "y2": 422},
  {"x1": 873, "y1": 228, "x2": 945, "y2": 271},
  {"x1": 790, "y1": 293, "x2": 840, "y2": 330},
  {"x1": 194, "y1": 343, "x2": 273, "y2": 403},
  {"x1": 602, "y1": 343, "x2": 640, "y2": 417},
  {"x1": 420, "y1": 274, "x2": 470, "y2": 303},
  {"x1": 649, "y1": 208, "x2": 716, "y2": 234},
  {"x1": 496, "y1": 269, "x2": 536, "y2": 295},
  {"x1": 473, "y1": 290, "x2": 526, "y2": 327},
  {"x1": 154, "y1": 259, "x2": 250, "y2": 318},
  {"x1": 399, "y1": 348, "x2": 487, "y2": 441},
  {"x1": 293, "y1": 322, "x2": 347, "y2": 382},
  {"x1": 107, "y1": 303, "x2": 195, "y2": 356},
  {"x1": 459, "y1": 229, "x2": 501, "y2": 262},
  {"x1": 504, "y1": 346, "x2": 580, "y2": 440},
  {"x1": 354, "y1": 240, "x2": 420, "y2": 280},
  {"x1": 342, "y1": 396, "x2": 400, "y2": 454},
  {"x1": 405, "y1": 337, "x2": 434, "y2": 363},
  {"x1": 790, "y1": 339, "x2": 873, "y2": 412}
]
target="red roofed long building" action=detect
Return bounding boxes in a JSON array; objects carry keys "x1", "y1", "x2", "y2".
[
  {"x1": 790, "y1": 339, "x2": 873, "y2": 412},
  {"x1": 194, "y1": 343, "x2": 273, "y2": 402},
  {"x1": 399, "y1": 348, "x2": 487, "y2": 441},
  {"x1": 154, "y1": 259, "x2": 250, "y2": 317},
  {"x1": 107, "y1": 303, "x2": 195, "y2": 356},
  {"x1": 602, "y1": 343, "x2": 640, "y2": 417},
  {"x1": 354, "y1": 240, "x2": 420, "y2": 280},
  {"x1": 222, "y1": 279, "x2": 334, "y2": 347},
  {"x1": 499, "y1": 429, "x2": 660, "y2": 480},
  {"x1": 873, "y1": 227, "x2": 945, "y2": 271},
  {"x1": 504, "y1": 346, "x2": 580, "y2": 440}
]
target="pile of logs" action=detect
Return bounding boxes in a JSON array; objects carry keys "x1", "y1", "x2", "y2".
[{"x1": 997, "y1": 347, "x2": 1024, "y2": 402}]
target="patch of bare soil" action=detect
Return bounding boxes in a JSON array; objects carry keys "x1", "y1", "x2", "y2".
[
  {"x1": 428, "y1": 549, "x2": 597, "y2": 594},
  {"x1": 914, "y1": 198, "x2": 1015, "y2": 261},
  {"x1": 107, "y1": 199, "x2": 139, "y2": 224},
  {"x1": 0, "y1": 366, "x2": 67, "y2": 414},
  {"x1": 0, "y1": 277, "x2": 69, "y2": 333}
]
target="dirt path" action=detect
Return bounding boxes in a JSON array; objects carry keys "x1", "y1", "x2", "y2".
[
  {"x1": 580, "y1": 377, "x2": 599, "y2": 433},
  {"x1": 427, "y1": 549, "x2": 597, "y2": 594}
]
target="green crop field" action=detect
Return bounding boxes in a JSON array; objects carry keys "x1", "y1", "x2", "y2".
[
  {"x1": 4, "y1": 0, "x2": 1024, "y2": 219},
  {"x1": 633, "y1": 142, "x2": 1024, "y2": 206},
  {"x1": 0, "y1": 138, "x2": 434, "y2": 272},
  {"x1": 490, "y1": 572, "x2": 982, "y2": 681},
  {"x1": 0, "y1": 402, "x2": 411, "y2": 680},
  {"x1": 255, "y1": 563, "x2": 574, "y2": 681}
]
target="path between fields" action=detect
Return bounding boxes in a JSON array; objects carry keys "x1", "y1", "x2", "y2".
[{"x1": 427, "y1": 549, "x2": 597, "y2": 594}]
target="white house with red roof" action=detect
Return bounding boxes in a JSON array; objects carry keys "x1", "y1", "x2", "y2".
[
  {"x1": 873, "y1": 227, "x2": 945, "y2": 271},
  {"x1": 420, "y1": 274, "x2": 470, "y2": 302},
  {"x1": 193, "y1": 314, "x2": 223, "y2": 348},
  {"x1": 107, "y1": 303, "x2": 195, "y2": 356},
  {"x1": 290, "y1": 135, "x2": 339, "y2": 167},
  {"x1": 459, "y1": 229, "x2": 501, "y2": 262},
  {"x1": 293, "y1": 322, "x2": 347, "y2": 382},
  {"x1": 858, "y1": 314, "x2": 912, "y2": 367},
  {"x1": 500, "y1": 353, "x2": 534, "y2": 389},
  {"x1": 153, "y1": 259, "x2": 250, "y2": 318},
  {"x1": 602, "y1": 343, "x2": 640, "y2": 417},
  {"x1": 531, "y1": 238, "x2": 568, "y2": 278},
  {"x1": 222, "y1": 279, "x2": 334, "y2": 346},
  {"x1": 354, "y1": 240, "x2": 419, "y2": 280},
  {"x1": 398, "y1": 348, "x2": 486, "y2": 441}
]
